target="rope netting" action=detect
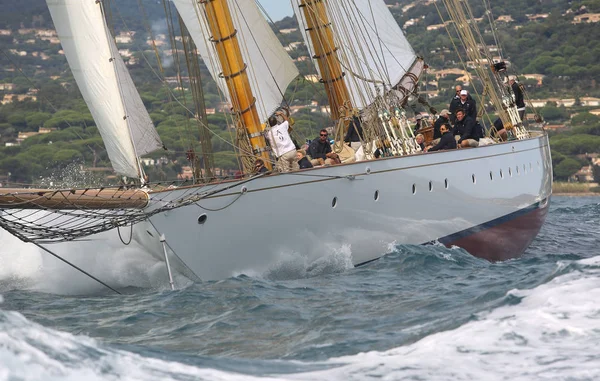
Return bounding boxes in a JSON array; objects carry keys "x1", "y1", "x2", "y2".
[{"x1": 0, "y1": 174, "x2": 263, "y2": 243}]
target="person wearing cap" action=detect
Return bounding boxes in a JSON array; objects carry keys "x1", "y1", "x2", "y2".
[
  {"x1": 432, "y1": 109, "x2": 452, "y2": 140},
  {"x1": 448, "y1": 85, "x2": 471, "y2": 124},
  {"x1": 509, "y1": 75, "x2": 526, "y2": 121},
  {"x1": 414, "y1": 113, "x2": 427, "y2": 133},
  {"x1": 458, "y1": 89, "x2": 477, "y2": 120}
]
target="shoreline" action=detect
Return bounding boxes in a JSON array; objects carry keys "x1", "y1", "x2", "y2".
[{"x1": 553, "y1": 192, "x2": 600, "y2": 197}]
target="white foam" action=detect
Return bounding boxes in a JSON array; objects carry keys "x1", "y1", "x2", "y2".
[
  {"x1": 258, "y1": 243, "x2": 354, "y2": 281},
  {"x1": 0, "y1": 310, "x2": 283, "y2": 381},
  {"x1": 291, "y1": 257, "x2": 600, "y2": 380}
]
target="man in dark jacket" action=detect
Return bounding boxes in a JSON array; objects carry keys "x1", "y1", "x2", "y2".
[
  {"x1": 509, "y1": 76, "x2": 526, "y2": 121},
  {"x1": 307, "y1": 129, "x2": 338, "y2": 166},
  {"x1": 427, "y1": 124, "x2": 457, "y2": 152},
  {"x1": 453, "y1": 109, "x2": 480, "y2": 148},
  {"x1": 432, "y1": 109, "x2": 452, "y2": 140},
  {"x1": 457, "y1": 89, "x2": 477, "y2": 120},
  {"x1": 449, "y1": 86, "x2": 460, "y2": 124}
]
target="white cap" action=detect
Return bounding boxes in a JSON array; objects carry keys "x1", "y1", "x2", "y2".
[{"x1": 460, "y1": 90, "x2": 468, "y2": 95}]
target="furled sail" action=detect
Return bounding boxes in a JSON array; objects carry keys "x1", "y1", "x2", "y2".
[
  {"x1": 293, "y1": 0, "x2": 424, "y2": 108},
  {"x1": 46, "y1": 0, "x2": 163, "y2": 178},
  {"x1": 172, "y1": 0, "x2": 299, "y2": 122}
]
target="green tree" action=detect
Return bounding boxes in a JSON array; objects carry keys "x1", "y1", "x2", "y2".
[
  {"x1": 53, "y1": 149, "x2": 83, "y2": 164},
  {"x1": 25, "y1": 112, "x2": 52, "y2": 129},
  {"x1": 554, "y1": 157, "x2": 582, "y2": 180}
]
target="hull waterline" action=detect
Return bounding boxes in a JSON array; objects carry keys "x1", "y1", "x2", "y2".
[{"x1": 144, "y1": 134, "x2": 552, "y2": 281}]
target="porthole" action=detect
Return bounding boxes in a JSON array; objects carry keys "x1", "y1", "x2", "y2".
[
  {"x1": 537, "y1": 161, "x2": 541, "y2": 169},
  {"x1": 412, "y1": 184, "x2": 416, "y2": 195},
  {"x1": 332, "y1": 197, "x2": 338, "y2": 208},
  {"x1": 472, "y1": 174, "x2": 476, "y2": 184},
  {"x1": 429, "y1": 181, "x2": 433, "y2": 192},
  {"x1": 530, "y1": 162, "x2": 533, "y2": 171},
  {"x1": 509, "y1": 168, "x2": 512, "y2": 177},
  {"x1": 516, "y1": 166, "x2": 520, "y2": 175},
  {"x1": 500, "y1": 169, "x2": 504, "y2": 179},
  {"x1": 444, "y1": 178, "x2": 449, "y2": 189},
  {"x1": 523, "y1": 164, "x2": 527, "y2": 174},
  {"x1": 490, "y1": 171, "x2": 493, "y2": 181},
  {"x1": 374, "y1": 190, "x2": 380, "y2": 201},
  {"x1": 197, "y1": 214, "x2": 208, "y2": 225}
]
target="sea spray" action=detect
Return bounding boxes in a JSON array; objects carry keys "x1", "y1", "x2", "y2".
[{"x1": 0, "y1": 227, "x2": 190, "y2": 294}]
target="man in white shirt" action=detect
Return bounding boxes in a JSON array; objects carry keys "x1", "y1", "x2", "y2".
[{"x1": 265, "y1": 111, "x2": 297, "y2": 173}]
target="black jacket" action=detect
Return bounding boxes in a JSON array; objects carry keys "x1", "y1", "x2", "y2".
[
  {"x1": 454, "y1": 115, "x2": 481, "y2": 143},
  {"x1": 449, "y1": 93, "x2": 472, "y2": 123},
  {"x1": 344, "y1": 116, "x2": 363, "y2": 143},
  {"x1": 457, "y1": 99, "x2": 477, "y2": 120},
  {"x1": 512, "y1": 82, "x2": 525, "y2": 108},
  {"x1": 429, "y1": 131, "x2": 457, "y2": 151},
  {"x1": 433, "y1": 115, "x2": 451, "y2": 139},
  {"x1": 449, "y1": 96, "x2": 461, "y2": 124},
  {"x1": 298, "y1": 156, "x2": 313, "y2": 169},
  {"x1": 307, "y1": 138, "x2": 332, "y2": 160}
]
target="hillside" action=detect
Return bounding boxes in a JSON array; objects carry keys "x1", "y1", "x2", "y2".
[{"x1": 0, "y1": 0, "x2": 599, "y2": 185}]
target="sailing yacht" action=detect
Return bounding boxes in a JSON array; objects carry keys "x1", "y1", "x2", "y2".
[{"x1": 0, "y1": 0, "x2": 551, "y2": 282}]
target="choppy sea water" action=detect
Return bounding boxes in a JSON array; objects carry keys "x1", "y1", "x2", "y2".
[{"x1": 1, "y1": 196, "x2": 599, "y2": 380}]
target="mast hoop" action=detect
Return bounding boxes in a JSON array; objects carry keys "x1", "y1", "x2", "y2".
[
  {"x1": 253, "y1": 146, "x2": 271, "y2": 154},
  {"x1": 219, "y1": 63, "x2": 248, "y2": 80},
  {"x1": 237, "y1": 97, "x2": 258, "y2": 116},
  {"x1": 248, "y1": 131, "x2": 264, "y2": 138},
  {"x1": 209, "y1": 29, "x2": 238, "y2": 44},
  {"x1": 312, "y1": 47, "x2": 339, "y2": 59},
  {"x1": 320, "y1": 73, "x2": 346, "y2": 84},
  {"x1": 305, "y1": 22, "x2": 332, "y2": 32}
]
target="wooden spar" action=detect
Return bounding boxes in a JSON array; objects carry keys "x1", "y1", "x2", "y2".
[
  {"x1": 0, "y1": 188, "x2": 149, "y2": 210},
  {"x1": 299, "y1": 0, "x2": 351, "y2": 121},
  {"x1": 201, "y1": 0, "x2": 271, "y2": 170}
]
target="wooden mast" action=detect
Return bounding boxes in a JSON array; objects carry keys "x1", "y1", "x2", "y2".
[
  {"x1": 299, "y1": 0, "x2": 351, "y2": 121},
  {"x1": 201, "y1": 0, "x2": 271, "y2": 170}
]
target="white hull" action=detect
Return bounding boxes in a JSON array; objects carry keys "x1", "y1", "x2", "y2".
[{"x1": 145, "y1": 135, "x2": 552, "y2": 281}]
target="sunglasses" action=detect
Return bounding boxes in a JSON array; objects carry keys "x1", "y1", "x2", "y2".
[{"x1": 320, "y1": 134, "x2": 328, "y2": 137}]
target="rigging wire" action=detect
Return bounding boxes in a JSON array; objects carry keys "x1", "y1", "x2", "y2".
[{"x1": 110, "y1": 2, "x2": 266, "y2": 170}]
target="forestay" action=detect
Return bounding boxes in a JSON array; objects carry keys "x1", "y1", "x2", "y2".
[
  {"x1": 172, "y1": 0, "x2": 299, "y2": 122},
  {"x1": 46, "y1": 0, "x2": 163, "y2": 178},
  {"x1": 293, "y1": 0, "x2": 422, "y2": 108}
]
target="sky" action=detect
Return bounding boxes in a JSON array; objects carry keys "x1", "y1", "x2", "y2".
[{"x1": 257, "y1": 0, "x2": 294, "y2": 21}]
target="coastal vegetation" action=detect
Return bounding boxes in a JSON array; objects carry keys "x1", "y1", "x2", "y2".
[{"x1": 0, "y1": 0, "x2": 599, "y2": 185}]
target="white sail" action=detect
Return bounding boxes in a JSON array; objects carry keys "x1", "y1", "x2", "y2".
[
  {"x1": 46, "y1": 0, "x2": 163, "y2": 178},
  {"x1": 172, "y1": 0, "x2": 299, "y2": 122},
  {"x1": 293, "y1": 0, "x2": 423, "y2": 108}
]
